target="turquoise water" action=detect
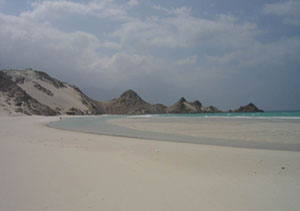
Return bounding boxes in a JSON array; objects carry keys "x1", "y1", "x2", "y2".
[
  {"x1": 136, "y1": 111, "x2": 300, "y2": 119},
  {"x1": 49, "y1": 111, "x2": 300, "y2": 151}
]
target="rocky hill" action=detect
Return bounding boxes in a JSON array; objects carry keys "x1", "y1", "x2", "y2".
[
  {"x1": 0, "y1": 71, "x2": 57, "y2": 116},
  {"x1": 100, "y1": 89, "x2": 167, "y2": 115},
  {"x1": 0, "y1": 69, "x2": 263, "y2": 116},
  {"x1": 167, "y1": 97, "x2": 221, "y2": 113},
  {"x1": 0, "y1": 69, "x2": 102, "y2": 116},
  {"x1": 231, "y1": 103, "x2": 264, "y2": 113}
]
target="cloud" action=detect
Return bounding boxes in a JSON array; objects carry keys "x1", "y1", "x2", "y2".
[
  {"x1": 0, "y1": 0, "x2": 299, "y2": 109},
  {"x1": 0, "y1": 0, "x2": 5, "y2": 7},
  {"x1": 112, "y1": 11, "x2": 261, "y2": 51},
  {"x1": 174, "y1": 56, "x2": 198, "y2": 66},
  {"x1": 20, "y1": 0, "x2": 130, "y2": 21},
  {"x1": 0, "y1": 12, "x2": 102, "y2": 77},
  {"x1": 152, "y1": 5, "x2": 191, "y2": 16},
  {"x1": 206, "y1": 36, "x2": 300, "y2": 71},
  {"x1": 127, "y1": 0, "x2": 140, "y2": 7},
  {"x1": 262, "y1": 0, "x2": 300, "y2": 25},
  {"x1": 102, "y1": 41, "x2": 122, "y2": 49}
]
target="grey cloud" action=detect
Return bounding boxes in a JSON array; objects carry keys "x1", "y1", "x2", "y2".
[
  {"x1": 20, "y1": 0, "x2": 131, "y2": 21},
  {"x1": 0, "y1": 0, "x2": 5, "y2": 7},
  {"x1": 206, "y1": 37, "x2": 300, "y2": 71},
  {"x1": 263, "y1": 0, "x2": 300, "y2": 25},
  {"x1": 112, "y1": 12, "x2": 261, "y2": 50},
  {"x1": 127, "y1": 0, "x2": 140, "y2": 7},
  {"x1": 0, "y1": 0, "x2": 299, "y2": 110}
]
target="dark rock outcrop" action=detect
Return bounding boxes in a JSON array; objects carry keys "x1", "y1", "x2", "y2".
[
  {"x1": 207, "y1": 106, "x2": 221, "y2": 113},
  {"x1": 66, "y1": 107, "x2": 85, "y2": 115},
  {"x1": 35, "y1": 71, "x2": 66, "y2": 88},
  {"x1": 232, "y1": 103, "x2": 264, "y2": 112},
  {"x1": 33, "y1": 82, "x2": 54, "y2": 96},
  {"x1": 152, "y1": 103, "x2": 168, "y2": 114}
]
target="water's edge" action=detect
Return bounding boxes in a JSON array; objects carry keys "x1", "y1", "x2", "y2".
[{"x1": 48, "y1": 114, "x2": 300, "y2": 151}]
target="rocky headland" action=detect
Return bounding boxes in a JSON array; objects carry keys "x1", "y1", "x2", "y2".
[{"x1": 230, "y1": 103, "x2": 264, "y2": 113}]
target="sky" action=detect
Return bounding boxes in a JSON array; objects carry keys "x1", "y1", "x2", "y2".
[{"x1": 0, "y1": 0, "x2": 300, "y2": 111}]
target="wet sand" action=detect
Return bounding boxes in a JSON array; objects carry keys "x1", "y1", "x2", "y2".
[{"x1": 108, "y1": 116, "x2": 300, "y2": 150}]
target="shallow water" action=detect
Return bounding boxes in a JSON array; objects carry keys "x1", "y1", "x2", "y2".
[{"x1": 49, "y1": 113, "x2": 300, "y2": 151}]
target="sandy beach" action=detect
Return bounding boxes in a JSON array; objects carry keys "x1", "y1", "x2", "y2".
[
  {"x1": 108, "y1": 116, "x2": 300, "y2": 150},
  {"x1": 1, "y1": 116, "x2": 300, "y2": 211}
]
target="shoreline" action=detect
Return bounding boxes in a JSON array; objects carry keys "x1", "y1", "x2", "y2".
[
  {"x1": 1, "y1": 116, "x2": 300, "y2": 211},
  {"x1": 49, "y1": 115, "x2": 300, "y2": 152}
]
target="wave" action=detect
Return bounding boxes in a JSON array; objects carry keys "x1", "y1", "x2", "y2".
[{"x1": 127, "y1": 114, "x2": 160, "y2": 118}]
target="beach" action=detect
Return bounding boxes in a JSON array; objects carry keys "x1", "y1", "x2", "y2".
[
  {"x1": 108, "y1": 116, "x2": 300, "y2": 150},
  {"x1": 1, "y1": 116, "x2": 300, "y2": 211}
]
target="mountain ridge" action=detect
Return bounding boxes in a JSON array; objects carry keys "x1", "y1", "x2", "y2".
[{"x1": 0, "y1": 69, "x2": 263, "y2": 116}]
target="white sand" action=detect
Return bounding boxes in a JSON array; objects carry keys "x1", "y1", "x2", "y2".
[
  {"x1": 19, "y1": 81, "x2": 89, "y2": 113},
  {"x1": 1, "y1": 116, "x2": 300, "y2": 211},
  {"x1": 109, "y1": 117, "x2": 300, "y2": 144}
]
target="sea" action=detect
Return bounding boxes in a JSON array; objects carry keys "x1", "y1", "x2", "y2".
[
  {"x1": 49, "y1": 111, "x2": 300, "y2": 151},
  {"x1": 136, "y1": 111, "x2": 300, "y2": 119}
]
